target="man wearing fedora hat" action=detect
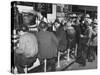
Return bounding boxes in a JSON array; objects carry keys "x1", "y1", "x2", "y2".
[{"x1": 76, "y1": 16, "x2": 93, "y2": 66}]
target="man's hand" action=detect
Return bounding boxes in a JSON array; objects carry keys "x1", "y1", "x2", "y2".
[
  {"x1": 15, "y1": 48, "x2": 23, "y2": 54},
  {"x1": 80, "y1": 34, "x2": 84, "y2": 38}
]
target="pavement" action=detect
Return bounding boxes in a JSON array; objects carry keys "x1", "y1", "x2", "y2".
[
  {"x1": 66, "y1": 57, "x2": 97, "y2": 70},
  {"x1": 27, "y1": 55, "x2": 97, "y2": 73}
]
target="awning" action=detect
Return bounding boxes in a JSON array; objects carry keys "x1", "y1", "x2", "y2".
[{"x1": 78, "y1": 6, "x2": 97, "y2": 11}]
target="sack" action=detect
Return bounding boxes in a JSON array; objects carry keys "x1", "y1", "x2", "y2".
[{"x1": 28, "y1": 58, "x2": 40, "y2": 71}]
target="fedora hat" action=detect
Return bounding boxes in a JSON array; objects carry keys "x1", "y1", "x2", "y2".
[{"x1": 85, "y1": 14, "x2": 90, "y2": 18}]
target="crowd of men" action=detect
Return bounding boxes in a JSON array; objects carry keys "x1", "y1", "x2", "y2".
[{"x1": 12, "y1": 9, "x2": 97, "y2": 73}]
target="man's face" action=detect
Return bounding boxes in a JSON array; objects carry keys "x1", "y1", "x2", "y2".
[
  {"x1": 72, "y1": 18, "x2": 76, "y2": 22},
  {"x1": 84, "y1": 17, "x2": 89, "y2": 21},
  {"x1": 55, "y1": 22, "x2": 60, "y2": 28},
  {"x1": 18, "y1": 30, "x2": 24, "y2": 36},
  {"x1": 23, "y1": 15, "x2": 33, "y2": 24},
  {"x1": 85, "y1": 21, "x2": 90, "y2": 27}
]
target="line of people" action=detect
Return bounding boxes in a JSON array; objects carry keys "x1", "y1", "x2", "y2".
[{"x1": 12, "y1": 12, "x2": 97, "y2": 73}]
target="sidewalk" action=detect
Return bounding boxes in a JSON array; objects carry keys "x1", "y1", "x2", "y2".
[
  {"x1": 66, "y1": 58, "x2": 97, "y2": 70},
  {"x1": 28, "y1": 57, "x2": 75, "y2": 73}
]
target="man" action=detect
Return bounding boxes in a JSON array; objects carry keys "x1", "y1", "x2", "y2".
[
  {"x1": 88, "y1": 19, "x2": 97, "y2": 62},
  {"x1": 37, "y1": 21, "x2": 58, "y2": 71},
  {"x1": 65, "y1": 21, "x2": 76, "y2": 59},
  {"x1": 36, "y1": 12, "x2": 48, "y2": 25},
  {"x1": 53, "y1": 19, "x2": 67, "y2": 52},
  {"x1": 14, "y1": 26, "x2": 38, "y2": 73},
  {"x1": 22, "y1": 10, "x2": 38, "y2": 32},
  {"x1": 76, "y1": 19, "x2": 92, "y2": 66}
]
